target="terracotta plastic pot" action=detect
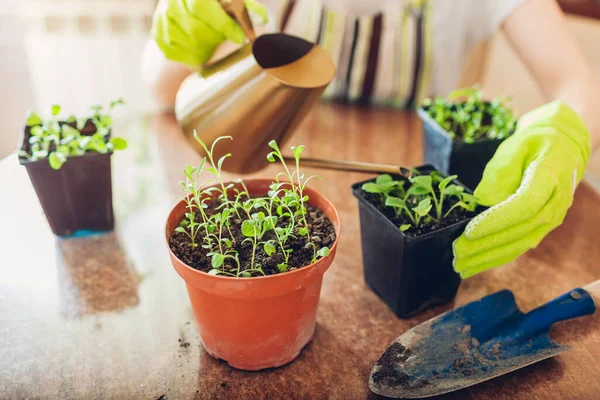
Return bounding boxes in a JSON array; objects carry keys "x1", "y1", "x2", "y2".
[{"x1": 165, "y1": 179, "x2": 341, "y2": 370}]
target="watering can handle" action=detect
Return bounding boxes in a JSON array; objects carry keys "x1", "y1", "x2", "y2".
[
  {"x1": 283, "y1": 155, "x2": 413, "y2": 179},
  {"x1": 220, "y1": 0, "x2": 256, "y2": 42}
]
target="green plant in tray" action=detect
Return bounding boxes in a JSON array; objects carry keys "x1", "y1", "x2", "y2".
[
  {"x1": 363, "y1": 171, "x2": 478, "y2": 233},
  {"x1": 176, "y1": 134, "x2": 332, "y2": 278},
  {"x1": 18, "y1": 99, "x2": 127, "y2": 170},
  {"x1": 422, "y1": 86, "x2": 516, "y2": 143}
]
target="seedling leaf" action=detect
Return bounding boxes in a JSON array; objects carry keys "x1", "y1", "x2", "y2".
[
  {"x1": 362, "y1": 183, "x2": 382, "y2": 193},
  {"x1": 316, "y1": 247, "x2": 330, "y2": 258},
  {"x1": 264, "y1": 242, "x2": 276, "y2": 256},
  {"x1": 241, "y1": 220, "x2": 259, "y2": 237},
  {"x1": 211, "y1": 253, "x2": 225, "y2": 268},
  {"x1": 376, "y1": 174, "x2": 393, "y2": 184},
  {"x1": 26, "y1": 111, "x2": 43, "y2": 126},
  {"x1": 413, "y1": 198, "x2": 432, "y2": 217},
  {"x1": 438, "y1": 175, "x2": 457, "y2": 192},
  {"x1": 443, "y1": 184, "x2": 464, "y2": 196},
  {"x1": 110, "y1": 137, "x2": 127, "y2": 150},
  {"x1": 277, "y1": 263, "x2": 288, "y2": 273},
  {"x1": 385, "y1": 196, "x2": 406, "y2": 208},
  {"x1": 48, "y1": 151, "x2": 66, "y2": 170}
]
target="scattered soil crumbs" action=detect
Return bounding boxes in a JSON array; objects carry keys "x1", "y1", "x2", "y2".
[
  {"x1": 358, "y1": 187, "x2": 485, "y2": 237},
  {"x1": 178, "y1": 338, "x2": 190, "y2": 349},
  {"x1": 169, "y1": 198, "x2": 336, "y2": 276}
]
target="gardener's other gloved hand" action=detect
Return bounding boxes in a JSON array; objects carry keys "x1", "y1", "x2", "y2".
[
  {"x1": 152, "y1": 0, "x2": 268, "y2": 68},
  {"x1": 453, "y1": 101, "x2": 590, "y2": 279}
]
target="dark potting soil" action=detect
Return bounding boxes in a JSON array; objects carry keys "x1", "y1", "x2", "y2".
[
  {"x1": 359, "y1": 189, "x2": 485, "y2": 237},
  {"x1": 169, "y1": 198, "x2": 336, "y2": 277}
]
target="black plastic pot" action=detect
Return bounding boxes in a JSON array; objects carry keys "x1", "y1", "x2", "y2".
[
  {"x1": 417, "y1": 106, "x2": 505, "y2": 191},
  {"x1": 18, "y1": 122, "x2": 114, "y2": 236},
  {"x1": 351, "y1": 165, "x2": 476, "y2": 318}
]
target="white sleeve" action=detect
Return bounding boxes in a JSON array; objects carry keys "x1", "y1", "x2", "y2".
[
  {"x1": 258, "y1": 0, "x2": 287, "y2": 29},
  {"x1": 472, "y1": 0, "x2": 526, "y2": 41}
]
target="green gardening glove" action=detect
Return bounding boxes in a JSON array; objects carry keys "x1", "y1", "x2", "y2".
[
  {"x1": 453, "y1": 101, "x2": 591, "y2": 279},
  {"x1": 152, "y1": 0, "x2": 268, "y2": 68}
]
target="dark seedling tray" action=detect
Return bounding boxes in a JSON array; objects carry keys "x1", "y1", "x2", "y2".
[
  {"x1": 352, "y1": 164, "x2": 481, "y2": 318},
  {"x1": 418, "y1": 106, "x2": 506, "y2": 191},
  {"x1": 18, "y1": 121, "x2": 114, "y2": 236}
]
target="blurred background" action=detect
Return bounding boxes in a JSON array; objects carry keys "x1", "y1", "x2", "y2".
[
  {"x1": 1, "y1": 0, "x2": 599, "y2": 188},
  {"x1": 0, "y1": 0, "x2": 157, "y2": 158}
]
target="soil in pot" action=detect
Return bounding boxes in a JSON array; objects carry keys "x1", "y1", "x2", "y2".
[
  {"x1": 358, "y1": 189, "x2": 483, "y2": 237},
  {"x1": 169, "y1": 197, "x2": 336, "y2": 276}
]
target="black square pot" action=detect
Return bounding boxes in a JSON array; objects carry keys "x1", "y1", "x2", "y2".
[
  {"x1": 351, "y1": 165, "x2": 476, "y2": 318},
  {"x1": 417, "y1": 107, "x2": 505, "y2": 191},
  {"x1": 18, "y1": 123, "x2": 114, "y2": 237}
]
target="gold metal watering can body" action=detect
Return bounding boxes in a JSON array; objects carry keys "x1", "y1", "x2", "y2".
[{"x1": 175, "y1": 20, "x2": 336, "y2": 174}]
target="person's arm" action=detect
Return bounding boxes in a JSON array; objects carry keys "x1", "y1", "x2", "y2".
[
  {"x1": 453, "y1": 0, "x2": 598, "y2": 278},
  {"x1": 501, "y1": 0, "x2": 600, "y2": 151},
  {"x1": 142, "y1": 39, "x2": 242, "y2": 109},
  {"x1": 142, "y1": 40, "x2": 193, "y2": 109}
]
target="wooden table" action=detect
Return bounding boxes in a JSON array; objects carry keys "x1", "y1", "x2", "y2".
[{"x1": 1, "y1": 104, "x2": 599, "y2": 400}]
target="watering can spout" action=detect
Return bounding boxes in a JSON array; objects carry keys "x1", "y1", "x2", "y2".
[{"x1": 175, "y1": 0, "x2": 335, "y2": 174}]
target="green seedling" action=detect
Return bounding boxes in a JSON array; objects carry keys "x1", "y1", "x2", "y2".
[
  {"x1": 422, "y1": 86, "x2": 516, "y2": 143},
  {"x1": 19, "y1": 100, "x2": 127, "y2": 170},
  {"x1": 361, "y1": 174, "x2": 406, "y2": 206},
  {"x1": 177, "y1": 134, "x2": 331, "y2": 277},
  {"x1": 267, "y1": 140, "x2": 329, "y2": 264},
  {"x1": 374, "y1": 170, "x2": 479, "y2": 232}
]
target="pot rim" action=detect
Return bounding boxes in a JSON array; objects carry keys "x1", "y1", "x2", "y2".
[
  {"x1": 18, "y1": 150, "x2": 113, "y2": 166},
  {"x1": 165, "y1": 178, "x2": 341, "y2": 282}
]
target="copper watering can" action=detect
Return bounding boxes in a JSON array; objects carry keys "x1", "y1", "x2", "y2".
[{"x1": 175, "y1": 0, "x2": 336, "y2": 173}]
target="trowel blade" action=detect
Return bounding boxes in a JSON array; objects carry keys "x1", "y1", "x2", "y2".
[{"x1": 369, "y1": 290, "x2": 570, "y2": 398}]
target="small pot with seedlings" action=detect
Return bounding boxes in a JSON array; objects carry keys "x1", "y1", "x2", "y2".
[
  {"x1": 418, "y1": 87, "x2": 516, "y2": 190},
  {"x1": 352, "y1": 166, "x2": 484, "y2": 318},
  {"x1": 17, "y1": 101, "x2": 127, "y2": 236},
  {"x1": 166, "y1": 135, "x2": 340, "y2": 371}
]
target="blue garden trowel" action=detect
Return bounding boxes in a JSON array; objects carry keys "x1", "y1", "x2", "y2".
[{"x1": 369, "y1": 281, "x2": 600, "y2": 398}]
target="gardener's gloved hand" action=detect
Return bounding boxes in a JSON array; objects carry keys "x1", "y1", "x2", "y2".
[
  {"x1": 453, "y1": 101, "x2": 591, "y2": 279},
  {"x1": 152, "y1": 0, "x2": 268, "y2": 68}
]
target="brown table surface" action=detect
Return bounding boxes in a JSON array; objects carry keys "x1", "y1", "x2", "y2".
[{"x1": 1, "y1": 104, "x2": 600, "y2": 400}]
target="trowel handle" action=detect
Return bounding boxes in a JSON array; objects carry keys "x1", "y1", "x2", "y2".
[
  {"x1": 220, "y1": 0, "x2": 256, "y2": 42},
  {"x1": 506, "y1": 284, "x2": 598, "y2": 343}
]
